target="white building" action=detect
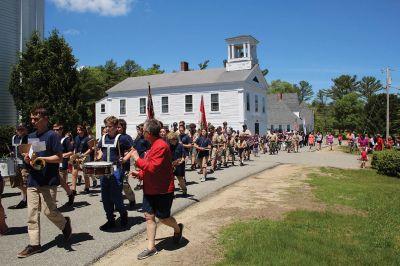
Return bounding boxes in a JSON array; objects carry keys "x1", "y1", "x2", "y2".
[
  {"x1": 0, "y1": 0, "x2": 44, "y2": 125},
  {"x1": 267, "y1": 93, "x2": 314, "y2": 133},
  {"x1": 95, "y1": 35, "x2": 268, "y2": 138}
]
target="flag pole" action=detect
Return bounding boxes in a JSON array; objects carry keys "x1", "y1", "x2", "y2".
[{"x1": 147, "y1": 82, "x2": 154, "y2": 119}]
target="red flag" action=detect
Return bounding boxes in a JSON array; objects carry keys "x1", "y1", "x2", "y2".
[
  {"x1": 199, "y1": 95, "x2": 207, "y2": 131},
  {"x1": 147, "y1": 82, "x2": 154, "y2": 119}
]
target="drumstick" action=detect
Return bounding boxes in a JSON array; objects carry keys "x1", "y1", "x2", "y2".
[{"x1": 117, "y1": 140, "x2": 122, "y2": 164}]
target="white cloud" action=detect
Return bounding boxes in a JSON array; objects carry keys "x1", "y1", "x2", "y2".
[
  {"x1": 50, "y1": 0, "x2": 134, "y2": 16},
  {"x1": 63, "y1": 29, "x2": 80, "y2": 35}
]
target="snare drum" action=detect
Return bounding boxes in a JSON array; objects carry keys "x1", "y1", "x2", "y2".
[
  {"x1": 0, "y1": 158, "x2": 16, "y2": 177},
  {"x1": 83, "y1": 161, "x2": 114, "y2": 178}
]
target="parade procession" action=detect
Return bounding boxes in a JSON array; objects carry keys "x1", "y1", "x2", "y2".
[
  {"x1": 1, "y1": 1, "x2": 400, "y2": 266},
  {"x1": 0, "y1": 102, "x2": 289, "y2": 259}
]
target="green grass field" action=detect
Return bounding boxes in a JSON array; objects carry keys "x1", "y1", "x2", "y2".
[
  {"x1": 216, "y1": 168, "x2": 400, "y2": 266},
  {"x1": 337, "y1": 145, "x2": 360, "y2": 155}
]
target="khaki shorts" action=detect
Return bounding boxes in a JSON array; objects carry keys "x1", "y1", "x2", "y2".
[{"x1": 211, "y1": 147, "x2": 223, "y2": 160}]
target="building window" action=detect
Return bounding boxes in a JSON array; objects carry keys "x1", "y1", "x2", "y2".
[
  {"x1": 139, "y1": 98, "x2": 146, "y2": 114},
  {"x1": 262, "y1": 97, "x2": 265, "y2": 113},
  {"x1": 234, "y1": 45, "x2": 244, "y2": 58},
  {"x1": 100, "y1": 104, "x2": 105, "y2": 113},
  {"x1": 185, "y1": 95, "x2": 193, "y2": 112},
  {"x1": 287, "y1": 124, "x2": 291, "y2": 131},
  {"x1": 211, "y1": 93, "x2": 219, "y2": 112},
  {"x1": 120, "y1": 99, "x2": 126, "y2": 115},
  {"x1": 253, "y1": 76, "x2": 259, "y2": 83},
  {"x1": 161, "y1": 96, "x2": 168, "y2": 113},
  {"x1": 246, "y1": 93, "x2": 250, "y2": 111},
  {"x1": 255, "y1": 95, "x2": 258, "y2": 112},
  {"x1": 279, "y1": 124, "x2": 282, "y2": 131}
]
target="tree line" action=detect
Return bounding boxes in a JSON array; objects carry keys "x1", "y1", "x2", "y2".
[
  {"x1": 311, "y1": 75, "x2": 399, "y2": 135},
  {"x1": 268, "y1": 75, "x2": 399, "y2": 136},
  {"x1": 8, "y1": 30, "x2": 164, "y2": 132},
  {"x1": 8, "y1": 30, "x2": 399, "y2": 138}
]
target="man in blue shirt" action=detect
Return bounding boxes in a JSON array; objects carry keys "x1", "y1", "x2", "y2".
[
  {"x1": 71, "y1": 125, "x2": 91, "y2": 194},
  {"x1": 178, "y1": 124, "x2": 192, "y2": 156},
  {"x1": 17, "y1": 107, "x2": 72, "y2": 258},
  {"x1": 53, "y1": 123, "x2": 74, "y2": 206},
  {"x1": 132, "y1": 123, "x2": 150, "y2": 190},
  {"x1": 133, "y1": 123, "x2": 150, "y2": 158}
]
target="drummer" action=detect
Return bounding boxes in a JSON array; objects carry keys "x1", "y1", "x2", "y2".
[
  {"x1": 9, "y1": 123, "x2": 29, "y2": 209},
  {"x1": 96, "y1": 116, "x2": 132, "y2": 231}
]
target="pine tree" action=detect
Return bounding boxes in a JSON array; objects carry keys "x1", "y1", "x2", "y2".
[{"x1": 9, "y1": 30, "x2": 83, "y2": 131}]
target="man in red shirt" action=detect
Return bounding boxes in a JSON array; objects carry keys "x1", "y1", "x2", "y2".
[{"x1": 129, "y1": 119, "x2": 183, "y2": 260}]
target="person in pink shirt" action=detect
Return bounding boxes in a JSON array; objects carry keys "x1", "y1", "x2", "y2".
[
  {"x1": 308, "y1": 132, "x2": 315, "y2": 150},
  {"x1": 326, "y1": 133, "x2": 334, "y2": 150},
  {"x1": 358, "y1": 134, "x2": 369, "y2": 153}
]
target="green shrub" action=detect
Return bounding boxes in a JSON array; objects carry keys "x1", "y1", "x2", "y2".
[
  {"x1": 0, "y1": 125, "x2": 15, "y2": 157},
  {"x1": 371, "y1": 149, "x2": 400, "y2": 177},
  {"x1": 371, "y1": 152, "x2": 378, "y2": 169}
]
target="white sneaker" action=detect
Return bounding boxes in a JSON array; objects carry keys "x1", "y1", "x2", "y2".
[{"x1": 200, "y1": 177, "x2": 206, "y2": 182}]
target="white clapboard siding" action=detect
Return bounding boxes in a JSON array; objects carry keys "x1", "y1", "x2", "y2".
[{"x1": 96, "y1": 82, "x2": 268, "y2": 139}]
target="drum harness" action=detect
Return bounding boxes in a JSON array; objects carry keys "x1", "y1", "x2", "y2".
[
  {"x1": 60, "y1": 136, "x2": 68, "y2": 167},
  {"x1": 12, "y1": 135, "x2": 24, "y2": 165},
  {"x1": 101, "y1": 133, "x2": 121, "y2": 165}
]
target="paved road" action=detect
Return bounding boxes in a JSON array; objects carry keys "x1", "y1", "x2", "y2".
[{"x1": 0, "y1": 144, "x2": 359, "y2": 266}]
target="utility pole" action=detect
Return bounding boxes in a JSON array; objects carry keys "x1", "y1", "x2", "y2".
[{"x1": 384, "y1": 67, "x2": 392, "y2": 141}]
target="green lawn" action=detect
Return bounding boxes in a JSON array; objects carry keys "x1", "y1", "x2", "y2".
[
  {"x1": 216, "y1": 168, "x2": 400, "y2": 266},
  {"x1": 337, "y1": 145, "x2": 360, "y2": 155}
]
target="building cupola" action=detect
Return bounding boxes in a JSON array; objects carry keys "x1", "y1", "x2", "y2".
[{"x1": 225, "y1": 35, "x2": 259, "y2": 71}]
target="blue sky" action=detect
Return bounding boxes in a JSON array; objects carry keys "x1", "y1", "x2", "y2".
[{"x1": 45, "y1": 0, "x2": 400, "y2": 95}]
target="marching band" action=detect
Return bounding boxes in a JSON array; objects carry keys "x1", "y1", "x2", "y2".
[{"x1": 1, "y1": 110, "x2": 321, "y2": 259}]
